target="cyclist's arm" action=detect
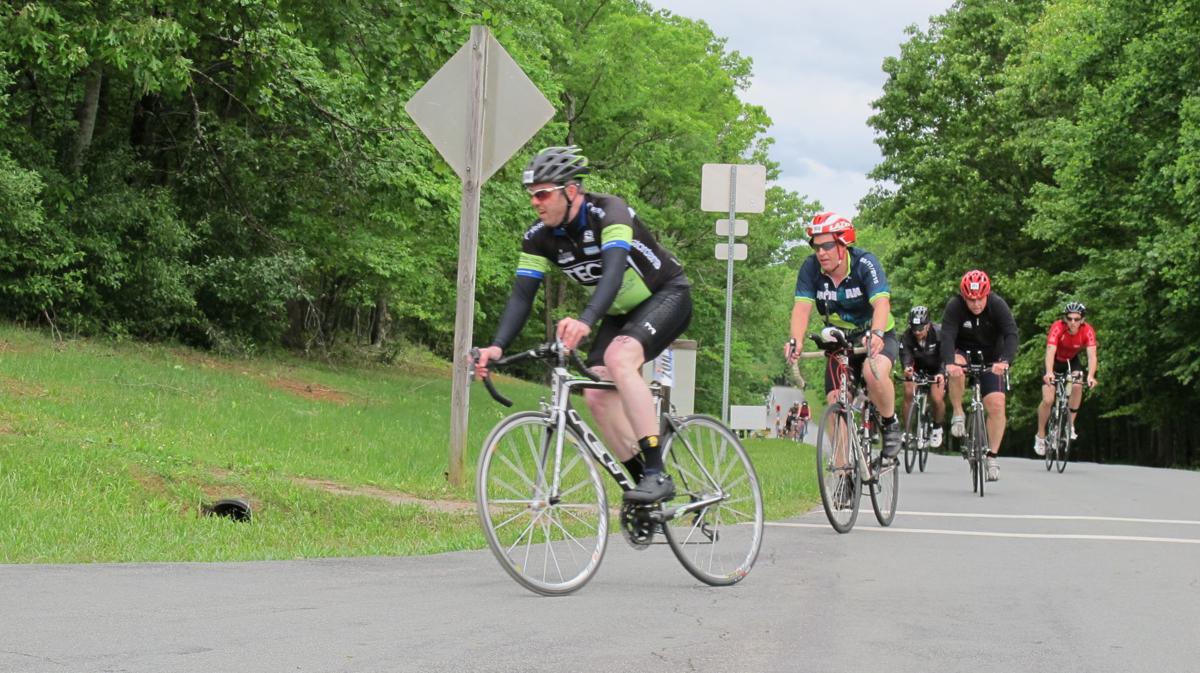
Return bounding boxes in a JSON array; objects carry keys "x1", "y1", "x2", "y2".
[
  {"x1": 490, "y1": 274, "x2": 542, "y2": 350},
  {"x1": 578, "y1": 244, "x2": 630, "y2": 327},
  {"x1": 869, "y1": 294, "x2": 891, "y2": 335},
  {"x1": 1086, "y1": 344, "x2": 1098, "y2": 381},
  {"x1": 790, "y1": 257, "x2": 819, "y2": 356},
  {"x1": 899, "y1": 332, "x2": 915, "y2": 369},
  {"x1": 1044, "y1": 343, "x2": 1057, "y2": 379},
  {"x1": 994, "y1": 296, "x2": 1019, "y2": 364},
  {"x1": 939, "y1": 300, "x2": 961, "y2": 369},
  {"x1": 790, "y1": 300, "x2": 814, "y2": 354}
]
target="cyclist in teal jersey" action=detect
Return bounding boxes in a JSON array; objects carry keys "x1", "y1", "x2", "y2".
[
  {"x1": 474, "y1": 147, "x2": 692, "y2": 505},
  {"x1": 784, "y1": 211, "x2": 902, "y2": 460}
]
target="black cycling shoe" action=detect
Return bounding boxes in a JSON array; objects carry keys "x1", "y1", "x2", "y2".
[
  {"x1": 623, "y1": 472, "x2": 676, "y2": 505},
  {"x1": 881, "y1": 422, "x2": 903, "y2": 459}
]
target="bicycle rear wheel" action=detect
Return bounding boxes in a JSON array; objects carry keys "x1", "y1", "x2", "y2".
[
  {"x1": 815, "y1": 403, "x2": 860, "y2": 533},
  {"x1": 662, "y1": 415, "x2": 764, "y2": 586},
  {"x1": 1056, "y1": 407, "x2": 1071, "y2": 473},
  {"x1": 476, "y1": 412, "x2": 608, "y2": 596}
]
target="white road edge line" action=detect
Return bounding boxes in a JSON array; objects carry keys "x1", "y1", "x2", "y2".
[
  {"x1": 766, "y1": 522, "x2": 1200, "y2": 544},
  {"x1": 895, "y1": 511, "x2": 1200, "y2": 526}
]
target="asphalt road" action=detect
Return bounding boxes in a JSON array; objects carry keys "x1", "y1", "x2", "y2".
[{"x1": 3, "y1": 454, "x2": 1198, "y2": 673}]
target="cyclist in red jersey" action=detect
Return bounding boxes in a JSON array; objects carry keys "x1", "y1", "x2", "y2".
[{"x1": 1033, "y1": 301, "x2": 1098, "y2": 455}]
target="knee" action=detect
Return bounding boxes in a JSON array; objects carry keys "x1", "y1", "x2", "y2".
[{"x1": 602, "y1": 338, "x2": 644, "y2": 377}]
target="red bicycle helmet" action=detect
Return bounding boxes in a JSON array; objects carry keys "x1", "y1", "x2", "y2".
[
  {"x1": 806, "y1": 211, "x2": 856, "y2": 246},
  {"x1": 960, "y1": 269, "x2": 991, "y2": 299}
]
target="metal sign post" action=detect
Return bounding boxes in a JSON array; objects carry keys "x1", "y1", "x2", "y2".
[
  {"x1": 700, "y1": 163, "x2": 766, "y2": 424},
  {"x1": 406, "y1": 26, "x2": 554, "y2": 486}
]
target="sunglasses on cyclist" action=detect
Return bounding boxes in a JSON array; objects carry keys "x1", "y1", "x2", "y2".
[
  {"x1": 527, "y1": 185, "x2": 566, "y2": 203},
  {"x1": 810, "y1": 240, "x2": 839, "y2": 252},
  {"x1": 1064, "y1": 315, "x2": 1083, "y2": 323}
]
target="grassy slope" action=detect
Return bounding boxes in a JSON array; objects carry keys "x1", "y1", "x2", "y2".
[{"x1": 0, "y1": 325, "x2": 817, "y2": 563}]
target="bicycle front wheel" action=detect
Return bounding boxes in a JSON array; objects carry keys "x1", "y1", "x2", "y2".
[
  {"x1": 476, "y1": 412, "x2": 608, "y2": 596},
  {"x1": 662, "y1": 415, "x2": 764, "y2": 586},
  {"x1": 870, "y1": 438, "x2": 899, "y2": 527},
  {"x1": 815, "y1": 403, "x2": 860, "y2": 533},
  {"x1": 918, "y1": 406, "x2": 931, "y2": 472},
  {"x1": 973, "y1": 411, "x2": 987, "y2": 498},
  {"x1": 902, "y1": 403, "x2": 917, "y2": 474},
  {"x1": 1056, "y1": 407, "x2": 1071, "y2": 473},
  {"x1": 1045, "y1": 407, "x2": 1057, "y2": 471}
]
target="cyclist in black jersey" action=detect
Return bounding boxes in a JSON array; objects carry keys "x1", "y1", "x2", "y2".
[
  {"x1": 940, "y1": 270, "x2": 1018, "y2": 482},
  {"x1": 473, "y1": 146, "x2": 692, "y2": 505},
  {"x1": 899, "y1": 305, "x2": 945, "y2": 448}
]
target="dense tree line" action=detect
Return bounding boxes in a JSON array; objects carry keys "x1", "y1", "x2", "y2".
[
  {"x1": 863, "y1": 0, "x2": 1200, "y2": 466},
  {"x1": 0, "y1": 0, "x2": 815, "y2": 415}
]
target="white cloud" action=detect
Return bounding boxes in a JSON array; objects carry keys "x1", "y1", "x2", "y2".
[{"x1": 650, "y1": 0, "x2": 954, "y2": 216}]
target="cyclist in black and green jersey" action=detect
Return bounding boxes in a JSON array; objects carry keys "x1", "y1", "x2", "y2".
[{"x1": 473, "y1": 146, "x2": 692, "y2": 505}]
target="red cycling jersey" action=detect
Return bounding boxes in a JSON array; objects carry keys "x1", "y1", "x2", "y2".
[{"x1": 1046, "y1": 320, "x2": 1097, "y2": 361}]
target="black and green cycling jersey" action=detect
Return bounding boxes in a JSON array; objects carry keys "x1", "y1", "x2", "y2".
[{"x1": 490, "y1": 192, "x2": 686, "y2": 349}]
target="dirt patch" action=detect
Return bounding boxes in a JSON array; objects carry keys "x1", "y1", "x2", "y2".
[
  {"x1": 292, "y1": 477, "x2": 473, "y2": 514},
  {"x1": 171, "y1": 349, "x2": 250, "y2": 374},
  {"x1": 128, "y1": 464, "x2": 171, "y2": 498},
  {"x1": 267, "y1": 379, "x2": 354, "y2": 404},
  {"x1": 1, "y1": 378, "x2": 47, "y2": 398}
]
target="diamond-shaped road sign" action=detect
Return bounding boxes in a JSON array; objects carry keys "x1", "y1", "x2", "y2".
[{"x1": 406, "y1": 31, "x2": 555, "y2": 183}]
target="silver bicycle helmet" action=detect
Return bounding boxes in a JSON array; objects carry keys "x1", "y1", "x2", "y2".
[
  {"x1": 1064, "y1": 301, "x2": 1086, "y2": 317},
  {"x1": 522, "y1": 146, "x2": 590, "y2": 186},
  {"x1": 909, "y1": 305, "x2": 930, "y2": 326}
]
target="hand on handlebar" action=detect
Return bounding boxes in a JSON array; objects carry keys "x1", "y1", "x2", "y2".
[
  {"x1": 1043, "y1": 372, "x2": 1055, "y2": 386},
  {"x1": 784, "y1": 337, "x2": 801, "y2": 364},
  {"x1": 1087, "y1": 374, "x2": 1097, "y2": 389},
  {"x1": 991, "y1": 361, "x2": 1010, "y2": 376},
  {"x1": 556, "y1": 317, "x2": 591, "y2": 351},
  {"x1": 473, "y1": 345, "x2": 503, "y2": 379}
]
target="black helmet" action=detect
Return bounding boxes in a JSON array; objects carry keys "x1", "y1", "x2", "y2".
[
  {"x1": 909, "y1": 305, "x2": 930, "y2": 326},
  {"x1": 1064, "y1": 301, "x2": 1086, "y2": 317},
  {"x1": 522, "y1": 146, "x2": 590, "y2": 186}
]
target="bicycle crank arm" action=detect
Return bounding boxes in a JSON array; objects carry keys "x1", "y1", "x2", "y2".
[{"x1": 649, "y1": 493, "x2": 725, "y2": 522}]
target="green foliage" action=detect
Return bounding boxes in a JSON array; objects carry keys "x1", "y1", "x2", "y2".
[{"x1": 864, "y1": 0, "x2": 1200, "y2": 466}]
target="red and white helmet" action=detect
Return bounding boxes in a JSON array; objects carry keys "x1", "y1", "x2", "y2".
[
  {"x1": 806, "y1": 211, "x2": 856, "y2": 246},
  {"x1": 960, "y1": 269, "x2": 991, "y2": 299}
]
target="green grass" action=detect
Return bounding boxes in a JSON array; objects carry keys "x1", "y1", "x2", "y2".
[{"x1": 0, "y1": 325, "x2": 818, "y2": 563}]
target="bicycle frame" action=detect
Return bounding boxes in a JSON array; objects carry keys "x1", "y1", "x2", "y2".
[{"x1": 541, "y1": 363, "x2": 726, "y2": 523}]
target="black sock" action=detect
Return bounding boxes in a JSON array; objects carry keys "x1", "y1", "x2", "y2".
[
  {"x1": 622, "y1": 456, "x2": 645, "y2": 483},
  {"x1": 987, "y1": 451, "x2": 999, "y2": 458},
  {"x1": 638, "y1": 435, "x2": 663, "y2": 474},
  {"x1": 882, "y1": 415, "x2": 898, "y2": 426}
]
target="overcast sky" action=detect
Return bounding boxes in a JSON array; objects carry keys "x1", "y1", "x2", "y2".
[{"x1": 649, "y1": 0, "x2": 955, "y2": 216}]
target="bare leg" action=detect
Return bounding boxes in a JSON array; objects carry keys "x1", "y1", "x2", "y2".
[
  {"x1": 582, "y1": 367, "x2": 639, "y2": 462},
  {"x1": 984, "y1": 392, "x2": 1006, "y2": 454},
  {"x1": 1036, "y1": 383, "x2": 1054, "y2": 437},
  {"x1": 863, "y1": 353, "x2": 896, "y2": 417}
]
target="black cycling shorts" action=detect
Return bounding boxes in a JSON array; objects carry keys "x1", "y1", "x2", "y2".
[
  {"x1": 955, "y1": 349, "x2": 1008, "y2": 396},
  {"x1": 1052, "y1": 356, "x2": 1082, "y2": 377},
  {"x1": 585, "y1": 278, "x2": 692, "y2": 368},
  {"x1": 824, "y1": 330, "x2": 900, "y2": 395}
]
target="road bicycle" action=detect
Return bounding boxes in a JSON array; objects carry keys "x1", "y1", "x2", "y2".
[
  {"x1": 1045, "y1": 367, "x2": 1083, "y2": 474},
  {"x1": 795, "y1": 328, "x2": 899, "y2": 533},
  {"x1": 953, "y1": 351, "x2": 1007, "y2": 497},
  {"x1": 472, "y1": 342, "x2": 764, "y2": 596},
  {"x1": 902, "y1": 372, "x2": 936, "y2": 474}
]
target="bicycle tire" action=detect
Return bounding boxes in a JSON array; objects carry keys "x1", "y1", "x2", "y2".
[
  {"x1": 918, "y1": 404, "x2": 931, "y2": 472},
  {"x1": 815, "y1": 403, "x2": 860, "y2": 533},
  {"x1": 1056, "y1": 405, "x2": 1071, "y2": 473},
  {"x1": 661, "y1": 415, "x2": 764, "y2": 586},
  {"x1": 903, "y1": 401, "x2": 918, "y2": 474},
  {"x1": 973, "y1": 410, "x2": 987, "y2": 497},
  {"x1": 1045, "y1": 405, "x2": 1057, "y2": 471},
  {"x1": 476, "y1": 411, "x2": 608, "y2": 596},
  {"x1": 869, "y1": 412, "x2": 899, "y2": 527}
]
